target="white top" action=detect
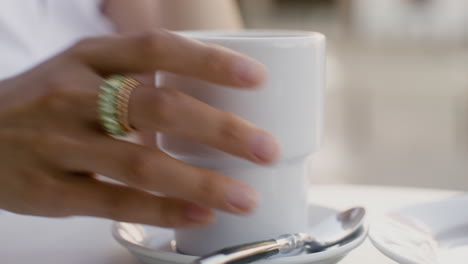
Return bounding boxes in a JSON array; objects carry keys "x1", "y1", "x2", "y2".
[{"x1": 0, "y1": 0, "x2": 114, "y2": 79}]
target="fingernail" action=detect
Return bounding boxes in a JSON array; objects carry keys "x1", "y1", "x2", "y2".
[
  {"x1": 249, "y1": 131, "x2": 280, "y2": 163},
  {"x1": 233, "y1": 58, "x2": 266, "y2": 86},
  {"x1": 227, "y1": 184, "x2": 259, "y2": 213},
  {"x1": 186, "y1": 204, "x2": 213, "y2": 223}
]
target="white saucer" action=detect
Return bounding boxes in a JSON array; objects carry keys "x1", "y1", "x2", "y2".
[
  {"x1": 112, "y1": 204, "x2": 368, "y2": 264},
  {"x1": 369, "y1": 195, "x2": 468, "y2": 264}
]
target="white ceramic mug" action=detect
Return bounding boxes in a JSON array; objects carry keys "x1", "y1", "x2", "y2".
[{"x1": 156, "y1": 30, "x2": 326, "y2": 256}]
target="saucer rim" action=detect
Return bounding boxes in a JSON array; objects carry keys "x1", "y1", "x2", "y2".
[
  {"x1": 112, "y1": 204, "x2": 368, "y2": 264},
  {"x1": 368, "y1": 195, "x2": 468, "y2": 264}
]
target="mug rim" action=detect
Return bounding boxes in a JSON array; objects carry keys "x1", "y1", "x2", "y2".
[{"x1": 176, "y1": 29, "x2": 325, "y2": 41}]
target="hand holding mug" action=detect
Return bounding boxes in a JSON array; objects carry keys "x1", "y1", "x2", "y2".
[{"x1": 0, "y1": 30, "x2": 280, "y2": 227}]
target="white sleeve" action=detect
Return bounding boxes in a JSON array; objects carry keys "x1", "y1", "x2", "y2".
[{"x1": 0, "y1": 0, "x2": 115, "y2": 80}]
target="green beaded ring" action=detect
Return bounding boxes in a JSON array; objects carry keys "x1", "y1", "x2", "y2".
[{"x1": 98, "y1": 75, "x2": 136, "y2": 136}]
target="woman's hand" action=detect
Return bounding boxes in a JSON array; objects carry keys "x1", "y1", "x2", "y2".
[{"x1": 0, "y1": 30, "x2": 280, "y2": 227}]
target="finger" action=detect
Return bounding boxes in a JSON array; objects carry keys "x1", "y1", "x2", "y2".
[
  {"x1": 56, "y1": 135, "x2": 259, "y2": 215},
  {"x1": 130, "y1": 86, "x2": 280, "y2": 164},
  {"x1": 70, "y1": 30, "x2": 266, "y2": 88},
  {"x1": 60, "y1": 175, "x2": 215, "y2": 227},
  {"x1": 67, "y1": 71, "x2": 280, "y2": 164}
]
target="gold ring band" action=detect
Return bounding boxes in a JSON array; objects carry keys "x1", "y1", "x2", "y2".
[
  {"x1": 117, "y1": 77, "x2": 139, "y2": 133},
  {"x1": 98, "y1": 75, "x2": 140, "y2": 136}
]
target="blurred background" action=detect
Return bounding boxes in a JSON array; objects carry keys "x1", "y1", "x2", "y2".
[{"x1": 237, "y1": 0, "x2": 468, "y2": 190}]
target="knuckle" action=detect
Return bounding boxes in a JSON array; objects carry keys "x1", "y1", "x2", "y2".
[
  {"x1": 124, "y1": 150, "x2": 158, "y2": 186},
  {"x1": 137, "y1": 30, "x2": 171, "y2": 59},
  {"x1": 40, "y1": 78, "x2": 74, "y2": 112},
  {"x1": 218, "y1": 112, "x2": 244, "y2": 143},
  {"x1": 203, "y1": 45, "x2": 228, "y2": 73},
  {"x1": 150, "y1": 88, "x2": 180, "y2": 128},
  {"x1": 192, "y1": 171, "x2": 221, "y2": 203}
]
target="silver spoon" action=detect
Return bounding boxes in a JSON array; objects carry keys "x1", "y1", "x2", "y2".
[{"x1": 192, "y1": 207, "x2": 366, "y2": 264}]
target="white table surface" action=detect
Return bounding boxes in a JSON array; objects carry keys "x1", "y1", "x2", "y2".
[{"x1": 0, "y1": 184, "x2": 460, "y2": 264}]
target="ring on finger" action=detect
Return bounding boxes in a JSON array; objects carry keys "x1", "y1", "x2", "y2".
[{"x1": 98, "y1": 74, "x2": 140, "y2": 136}]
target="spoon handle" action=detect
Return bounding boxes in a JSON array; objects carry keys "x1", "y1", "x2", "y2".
[
  {"x1": 192, "y1": 234, "x2": 308, "y2": 264},
  {"x1": 191, "y1": 239, "x2": 281, "y2": 264}
]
